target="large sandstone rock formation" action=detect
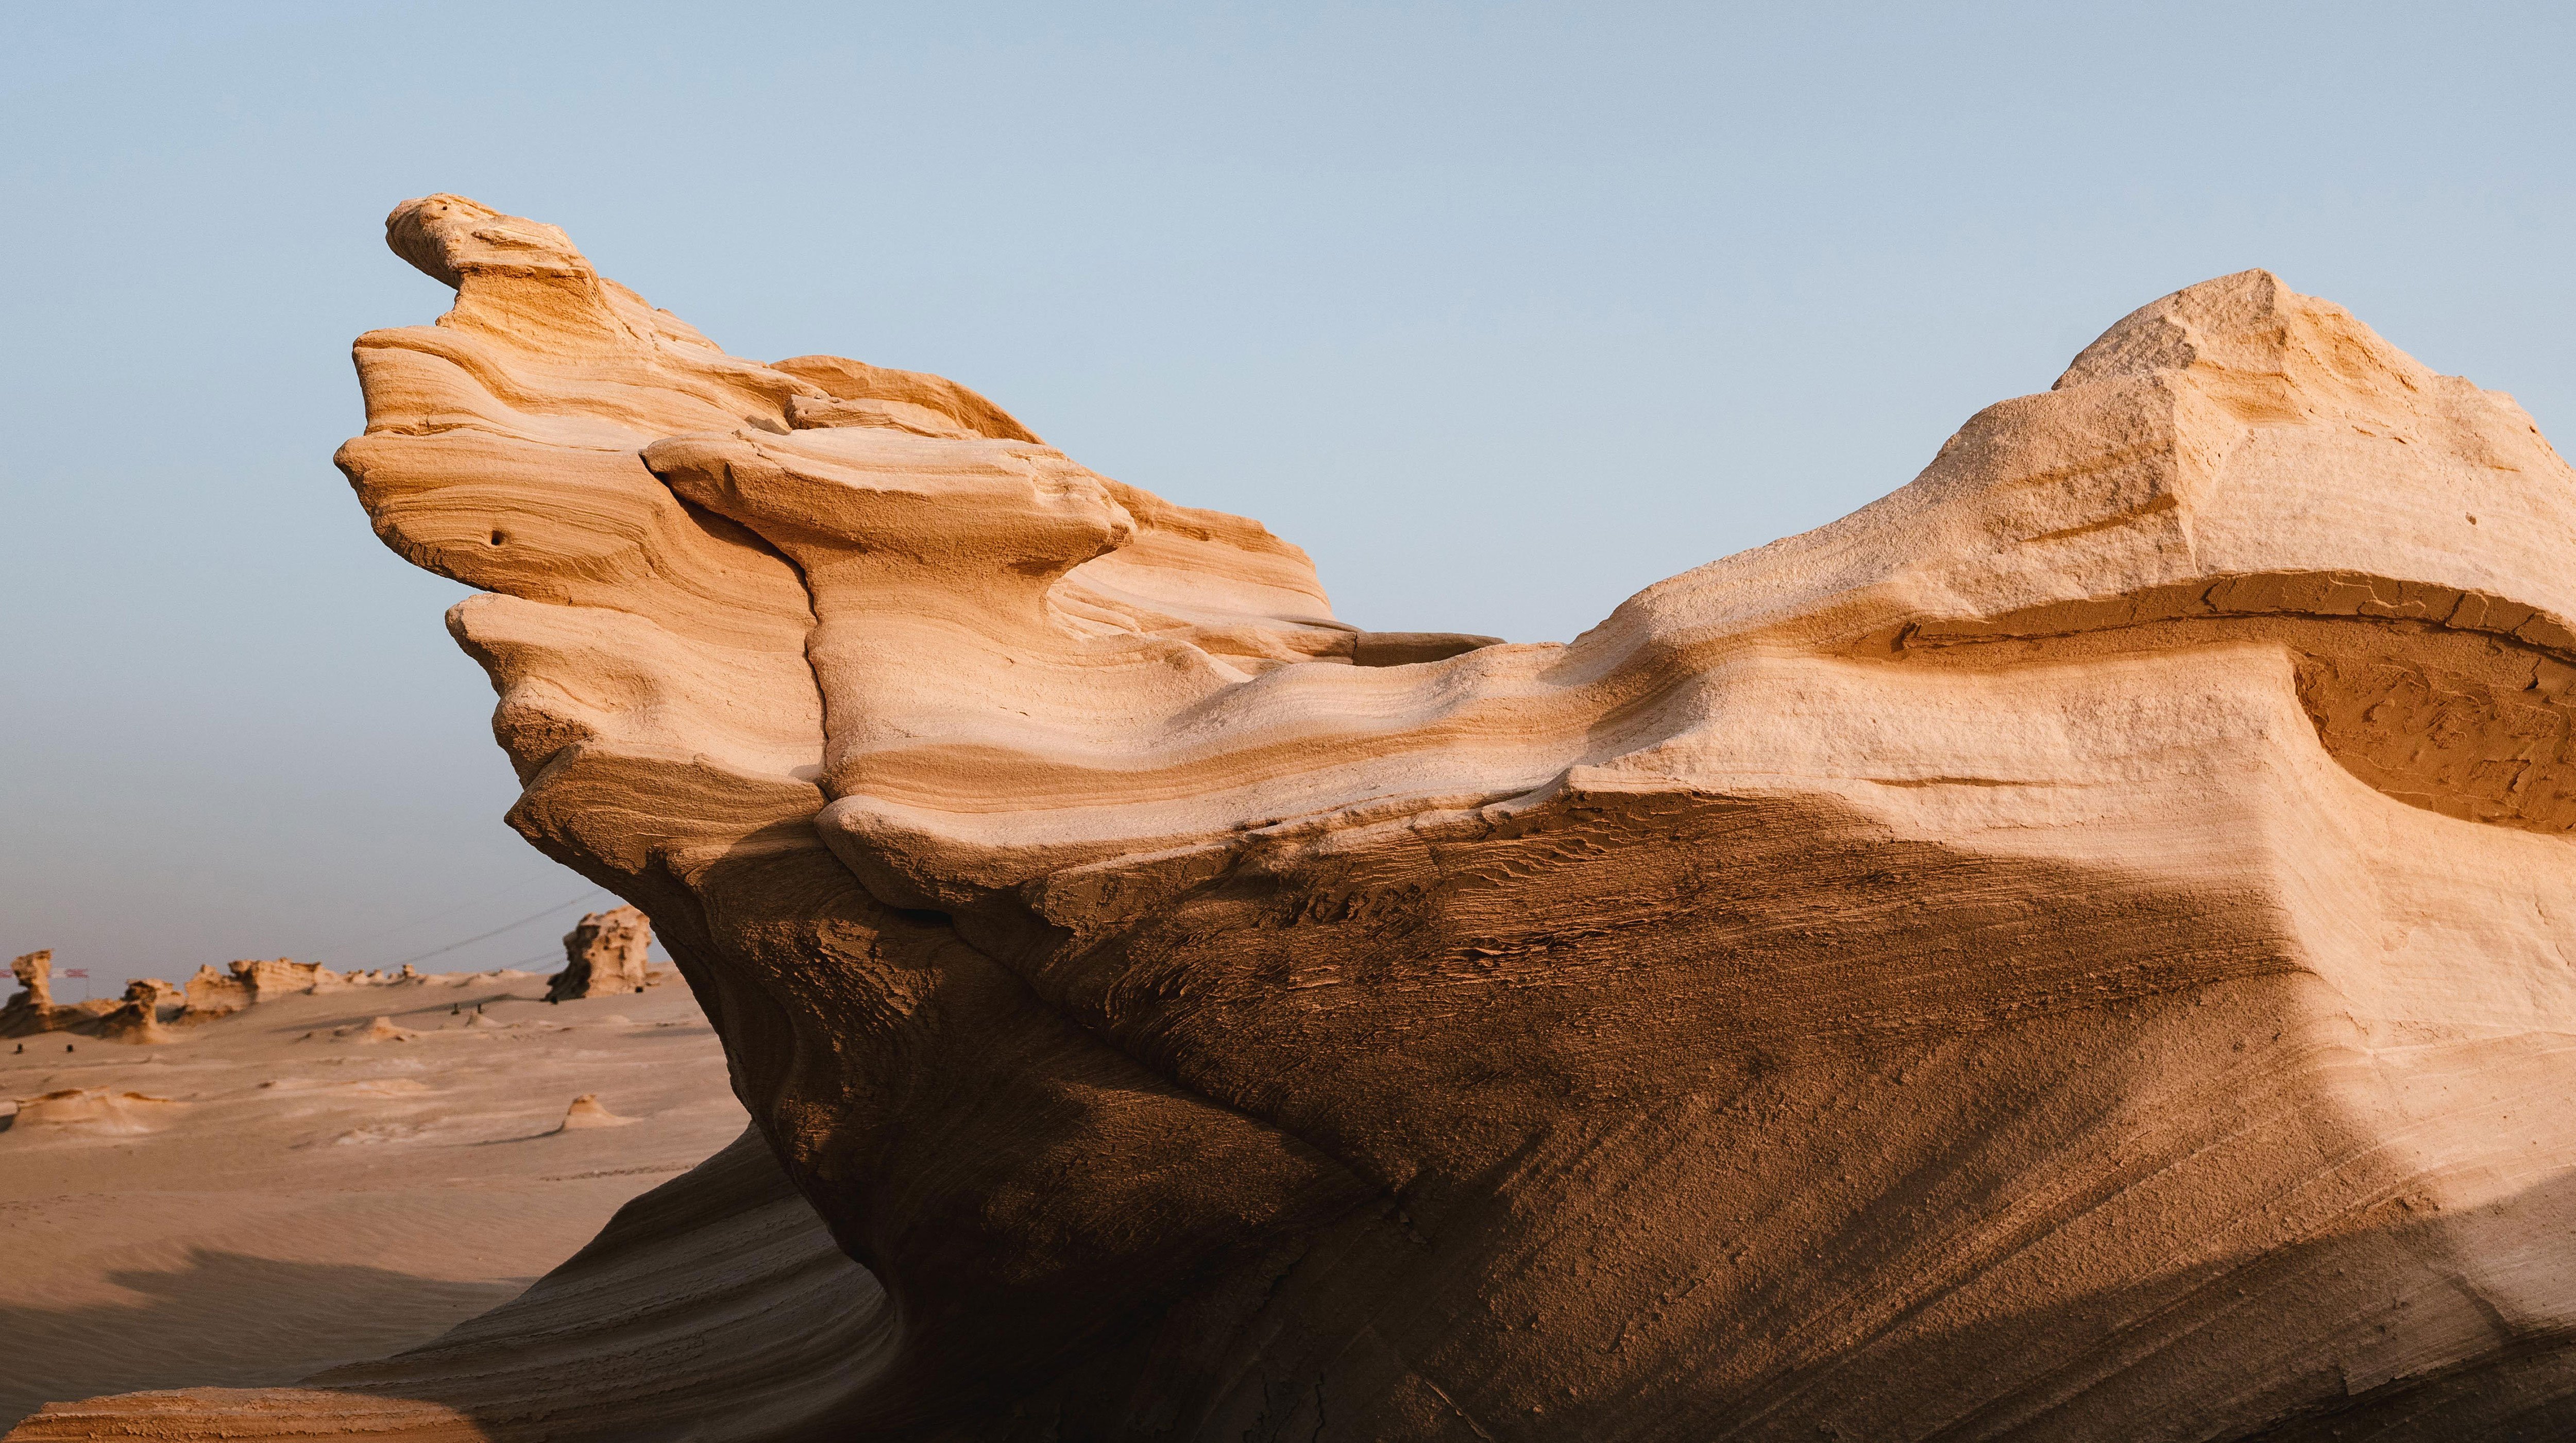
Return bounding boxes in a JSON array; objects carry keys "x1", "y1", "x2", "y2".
[
  {"x1": 25, "y1": 196, "x2": 2576, "y2": 1440},
  {"x1": 545, "y1": 905, "x2": 652, "y2": 1000}
]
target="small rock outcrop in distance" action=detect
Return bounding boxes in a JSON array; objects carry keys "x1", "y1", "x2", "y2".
[
  {"x1": 545, "y1": 907, "x2": 652, "y2": 1001},
  {"x1": 0, "y1": 951, "x2": 98, "y2": 1038},
  {"x1": 2, "y1": 951, "x2": 55, "y2": 1037},
  {"x1": 554, "y1": 1093, "x2": 633, "y2": 1131},
  {"x1": 181, "y1": 959, "x2": 345, "y2": 1019},
  {"x1": 8, "y1": 951, "x2": 53, "y2": 1012},
  {"x1": 91, "y1": 978, "x2": 186, "y2": 1044},
  {"x1": 182, "y1": 963, "x2": 249, "y2": 1015},
  {"x1": 233, "y1": 958, "x2": 344, "y2": 998},
  {"x1": 123, "y1": 978, "x2": 184, "y2": 1013},
  {"x1": 335, "y1": 1016, "x2": 414, "y2": 1044}
]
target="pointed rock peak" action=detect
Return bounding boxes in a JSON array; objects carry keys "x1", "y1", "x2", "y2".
[{"x1": 2053, "y1": 268, "x2": 2437, "y2": 423}]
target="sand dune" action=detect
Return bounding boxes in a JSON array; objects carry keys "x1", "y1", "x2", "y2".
[{"x1": 0, "y1": 970, "x2": 744, "y2": 1431}]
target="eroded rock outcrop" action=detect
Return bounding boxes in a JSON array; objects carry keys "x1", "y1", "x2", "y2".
[
  {"x1": 3, "y1": 951, "x2": 118, "y2": 1038},
  {"x1": 0, "y1": 951, "x2": 56, "y2": 1036},
  {"x1": 545, "y1": 905, "x2": 652, "y2": 1000},
  {"x1": 235, "y1": 958, "x2": 344, "y2": 997},
  {"x1": 29, "y1": 197, "x2": 2576, "y2": 1441},
  {"x1": 93, "y1": 978, "x2": 181, "y2": 1044},
  {"x1": 179, "y1": 959, "x2": 344, "y2": 1020},
  {"x1": 182, "y1": 961, "x2": 250, "y2": 1015}
]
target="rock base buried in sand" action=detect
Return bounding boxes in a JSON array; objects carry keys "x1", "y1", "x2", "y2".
[
  {"x1": 553, "y1": 1094, "x2": 633, "y2": 1132},
  {"x1": 7, "y1": 1088, "x2": 183, "y2": 1137},
  {"x1": 328, "y1": 1016, "x2": 415, "y2": 1044}
]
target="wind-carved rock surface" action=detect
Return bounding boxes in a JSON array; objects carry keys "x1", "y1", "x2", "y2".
[
  {"x1": 2, "y1": 952, "x2": 57, "y2": 1035},
  {"x1": 545, "y1": 905, "x2": 653, "y2": 1000},
  {"x1": 26, "y1": 196, "x2": 2576, "y2": 1441},
  {"x1": 4, "y1": 952, "x2": 122, "y2": 1039}
]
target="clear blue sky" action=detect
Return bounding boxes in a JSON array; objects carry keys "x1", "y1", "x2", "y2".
[{"x1": 4, "y1": 2, "x2": 2570, "y2": 985}]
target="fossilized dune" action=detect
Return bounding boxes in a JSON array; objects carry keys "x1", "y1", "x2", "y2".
[
  {"x1": 6, "y1": 1128, "x2": 878, "y2": 1441},
  {"x1": 29, "y1": 196, "x2": 2576, "y2": 1440}
]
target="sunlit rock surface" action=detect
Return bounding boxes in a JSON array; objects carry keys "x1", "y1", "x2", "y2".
[{"x1": 22, "y1": 196, "x2": 2576, "y2": 1441}]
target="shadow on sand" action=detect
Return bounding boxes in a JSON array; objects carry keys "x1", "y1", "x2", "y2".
[{"x1": 0, "y1": 1248, "x2": 526, "y2": 1432}]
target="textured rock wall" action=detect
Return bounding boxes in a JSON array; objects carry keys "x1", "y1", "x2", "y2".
[
  {"x1": 8, "y1": 951, "x2": 52, "y2": 1012},
  {"x1": 546, "y1": 905, "x2": 652, "y2": 1000},
  {"x1": 182, "y1": 962, "x2": 250, "y2": 1014},
  {"x1": 24, "y1": 198, "x2": 2576, "y2": 1441}
]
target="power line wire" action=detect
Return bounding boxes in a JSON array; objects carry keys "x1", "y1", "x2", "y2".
[
  {"x1": 368, "y1": 891, "x2": 606, "y2": 971},
  {"x1": 308, "y1": 873, "x2": 569, "y2": 955}
]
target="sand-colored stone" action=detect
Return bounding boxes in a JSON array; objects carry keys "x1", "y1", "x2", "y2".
[
  {"x1": 182, "y1": 962, "x2": 250, "y2": 1015},
  {"x1": 553, "y1": 1093, "x2": 633, "y2": 1131},
  {"x1": 5, "y1": 955, "x2": 126, "y2": 1040},
  {"x1": 7, "y1": 953, "x2": 52, "y2": 1012},
  {"x1": 1, "y1": 953, "x2": 58, "y2": 1037},
  {"x1": 26, "y1": 196, "x2": 2576, "y2": 1439},
  {"x1": 93, "y1": 980, "x2": 179, "y2": 1046},
  {"x1": 234, "y1": 959, "x2": 345, "y2": 998},
  {"x1": 121, "y1": 979, "x2": 184, "y2": 1014},
  {"x1": 544, "y1": 906, "x2": 651, "y2": 1001}
]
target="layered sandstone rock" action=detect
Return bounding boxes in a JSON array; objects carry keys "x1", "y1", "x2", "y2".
[
  {"x1": 28, "y1": 197, "x2": 2576, "y2": 1441},
  {"x1": 0, "y1": 951, "x2": 55, "y2": 1036},
  {"x1": 234, "y1": 958, "x2": 344, "y2": 997},
  {"x1": 3, "y1": 952, "x2": 116, "y2": 1038},
  {"x1": 121, "y1": 978, "x2": 184, "y2": 1013},
  {"x1": 546, "y1": 905, "x2": 653, "y2": 1000},
  {"x1": 182, "y1": 961, "x2": 250, "y2": 1014},
  {"x1": 7, "y1": 951, "x2": 52, "y2": 1011},
  {"x1": 93, "y1": 979, "x2": 181, "y2": 1045},
  {"x1": 179, "y1": 959, "x2": 343, "y2": 1019}
]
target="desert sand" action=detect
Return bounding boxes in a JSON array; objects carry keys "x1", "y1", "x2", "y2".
[
  {"x1": 18, "y1": 194, "x2": 2576, "y2": 1438},
  {"x1": 0, "y1": 963, "x2": 747, "y2": 1432}
]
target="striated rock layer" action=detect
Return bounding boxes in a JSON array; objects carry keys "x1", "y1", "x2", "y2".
[{"x1": 30, "y1": 196, "x2": 2576, "y2": 1440}]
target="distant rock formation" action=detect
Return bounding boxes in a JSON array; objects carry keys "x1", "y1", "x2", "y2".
[
  {"x1": 0, "y1": 951, "x2": 55, "y2": 1036},
  {"x1": 1, "y1": 951, "x2": 113, "y2": 1037},
  {"x1": 235, "y1": 958, "x2": 344, "y2": 997},
  {"x1": 122, "y1": 978, "x2": 183, "y2": 1013},
  {"x1": 332, "y1": 1016, "x2": 414, "y2": 1044},
  {"x1": 554, "y1": 1093, "x2": 634, "y2": 1131},
  {"x1": 36, "y1": 196, "x2": 2576, "y2": 1439},
  {"x1": 180, "y1": 959, "x2": 343, "y2": 1019},
  {"x1": 181, "y1": 962, "x2": 249, "y2": 1015},
  {"x1": 93, "y1": 979, "x2": 179, "y2": 1045},
  {"x1": 8, "y1": 950, "x2": 52, "y2": 1011},
  {"x1": 545, "y1": 906, "x2": 652, "y2": 1001}
]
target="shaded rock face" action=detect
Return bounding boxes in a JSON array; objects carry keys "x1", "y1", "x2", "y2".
[
  {"x1": 546, "y1": 906, "x2": 651, "y2": 1001},
  {"x1": 34, "y1": 198, "x2": 2576, "y2": 1440}
]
